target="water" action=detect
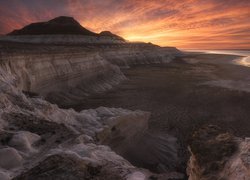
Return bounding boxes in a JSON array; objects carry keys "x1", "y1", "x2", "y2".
[{"x1": 183, "y1": 49, "x2": 250, "y2": 67}]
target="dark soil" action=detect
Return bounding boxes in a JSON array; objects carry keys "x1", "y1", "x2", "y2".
[
  {"x1": 70, "y1": 54, "x2": 250, "y2": 175},
  {"x1": 73, "y1": 55, "x2": 250, "y2": 138}
]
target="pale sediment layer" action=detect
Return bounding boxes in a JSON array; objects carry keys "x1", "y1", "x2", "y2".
[
  {"x1": 0, "y1": 35, "x2": 126, "y2": 44},
  {"x1": 0, "y1": 42, "x2": 181, "y2": 106},
  {"x1": 0, "y1": 61, "x2": 155, "y2": 179}
]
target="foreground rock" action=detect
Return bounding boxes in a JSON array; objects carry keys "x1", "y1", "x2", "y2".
[
  {"x1": 0, "y1": 148, "x2": 23, "y2": 169},
  {"x1": 13, "y1": 154, "x2": 126, "y2": 180},
  {"x1": 187, "y1": 125, "x2": 250, "y2": 180}
]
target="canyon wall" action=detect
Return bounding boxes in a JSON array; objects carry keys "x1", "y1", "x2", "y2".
[
  {"x1": 99, "y1": 43, "x2": 180, "y2": 67},
  {"x1": 0, "y1": 39, "x2": 185, "y2": 179},
  {"x1": 0, "y1": 35, "x2": 126, "y2": 44},
  {"x1": 0, "y1": 40, "x2": 181, "y2": 106},
  {"x1": 0, "y1": 63, "x2": 151, "y2": 179}
]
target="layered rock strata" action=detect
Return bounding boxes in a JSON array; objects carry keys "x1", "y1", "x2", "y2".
[
  {"x1": 0, "y1": 36, "x2": 183, "y2": 179},
  {"x1": 0, "y1": 60, "x2": 185, "y2": 179},
  {"x1": 0, "y1": 62, "x2": 150, "y2": 179},
  {"x1": 2, "y1": 16, "x2": 248, "y2": 179},
  {"x1": 0, "y1": 42, "x2": 181, "y2": 106}
]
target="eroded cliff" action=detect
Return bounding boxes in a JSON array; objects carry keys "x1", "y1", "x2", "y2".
[
  {"x1": 0, "y1": 41, "x2": 181, "y2": 106},
  {"x1": 0, "y1": 31, "x2": 183, "y2": 179},
  {"x1": 0, "y1": 57, "x2": 185, "y2": 180}
]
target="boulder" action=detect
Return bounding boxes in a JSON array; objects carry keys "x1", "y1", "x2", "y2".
[
  {"x1": 0, "y1": 147, "x2": 23, "y2": 169},
  {"x1": 187, "y1": 125, "x2": 250, "y2": 180},
  {"x1": 9, "y1": 131, "x2": 40, "y2": 153}
]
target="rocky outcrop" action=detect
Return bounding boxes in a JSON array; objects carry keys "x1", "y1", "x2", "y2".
[
  {"x1": 13, "y1": 153, "x2": 128, "y2": 180},
  {"x1": 0, "y1": 43, "x2": 126, "y2": 106},
  {"x1": 0, "y1": 16, "x2": 185, "y2": 179},
  {"x1": 8, "y1": 16, "x2": 98, "y2": 36},
  {"x1": 3, "y1": 16, "x2": 126, "y2": 44},
  {"x1": 100, "y1": 31, "x2": 126, "y2": 41},
  {"x1": 99, "y1": 43, "x2": 180, "y2": 67},
  {"x1": 187, "y1": 125, "x2": 250, "y2": 180},
  {"x1": 0, "y1": 60, "x2": 149, "y2": 179},
  {"x1": 0, "y1": 57, "x2": 185, "y2": 179},
  {"x1": 0, "y1": 17, "x2": 182, "y2": 107},
  {"x1": 0, "y1": 41, "x2": 181, "y2": 106},
  {"x1": 0, "y1": 35, "x2": 126, "y2": 44}
]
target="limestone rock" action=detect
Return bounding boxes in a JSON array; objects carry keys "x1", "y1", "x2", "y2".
[
  {"x1": 13, "y1": 154, "x2": 124, "y2": 180},
  {"x1": 9, "y1": 131, "x2": 40, "y2": 153}
]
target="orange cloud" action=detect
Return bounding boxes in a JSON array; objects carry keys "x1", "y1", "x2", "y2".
[{"x1": 0, "y1": 0, "x2": 249, "y2": 49}]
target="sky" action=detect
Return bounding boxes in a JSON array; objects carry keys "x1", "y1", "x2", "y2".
[{"x1": 0, "y1": 0, "x2": 249, "y2": 49}]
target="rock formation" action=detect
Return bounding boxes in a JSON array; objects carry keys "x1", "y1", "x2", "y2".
[
  {"x1": 0, "y1": 17, "x2": 250, "y2": 180},
  {"x1": 1, "y1": 16, "x2": 247, "y2": 180},
  {"x1": 0, "y1": 17, "x2": 184, "y2": 179},
  {"x1": 8, "y1": 16, "x2": 98, "y2": 36},
  {"x1": 0, "y1": 32, "x2": 181, "y2": 107},
  {"x1": 99, "y1": 31, "x2": 126, "y2": 41},
  {"x1": 187, "y1": 125, "x2": 250, "y2": 180},
  {"x1": 3, "y1": 16, "x2": 125, "y2": 44}
]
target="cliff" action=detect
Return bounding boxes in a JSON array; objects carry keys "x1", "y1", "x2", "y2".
[
  {"x1": 0, "y1": 43, "x2": 184, "y2": 179},
  {"x1": 0, "y1": 41, "x2": 181, "y2": 106},
  {"x1": 0, "y1": 35, "x2": 126, "y2": 44},
  {"x1": 0, "y1": 68, "x2": 151, "y2": 179},
  {"x1": 0, "y1": 16, "x2": 186, "y2": 179}
]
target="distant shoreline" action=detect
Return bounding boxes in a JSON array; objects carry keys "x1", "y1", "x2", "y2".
[{"x1": 183, "y1": 49, "x2": 250, "y2": 68}]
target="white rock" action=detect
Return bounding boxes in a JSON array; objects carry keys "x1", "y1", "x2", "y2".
[
  {"x1": 127, "y1": 172, "x2": 146, "y2": 180},
  {"x1": 9, "y1": 131, "x2": 40, "y2": 153}
]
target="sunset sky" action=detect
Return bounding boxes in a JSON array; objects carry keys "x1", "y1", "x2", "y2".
[{"x1": 0, "y1": 0, "x2": 249, "y2": 49}]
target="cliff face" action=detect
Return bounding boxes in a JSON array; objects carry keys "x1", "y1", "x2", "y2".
[
  {"x1": 0, "y1": 45, "x2": 125, "y2": 106},
  {"x1": 0, "y1": 33, "x2": 184, "y2": 179},
  {"x1": 0, "y1": 15, "x2": 200, "y2": 180},
  {"x1": 99, "y1": 43, "x2": 180, "y2": 67},
  {"x1": 0, "y1": 49, "x2": 149, "y2": 179},
  {"x1": 0, "y1": 35, "x2": 126, "y2": 44},
  {"x1": 187, "y1": 125, "x2": 250, "y2": 180},
  {"x1": 0, "y1": 67, "x2": 151, "y2": 179},
  {"x1": 0, "y1": 42, "x2": 181, "y2": 106},
  {"x1": 0, "y1": 16, "x2": 181, "y2": 107}
]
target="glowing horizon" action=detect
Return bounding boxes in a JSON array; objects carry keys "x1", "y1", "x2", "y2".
[{"x1": 0, "y1": 0, "x2": 249, "y2": 49}]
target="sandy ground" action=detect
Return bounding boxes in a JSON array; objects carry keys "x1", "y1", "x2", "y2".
[{"x1": 71, "y1": 53, "x2": 250, "y2": 172}]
